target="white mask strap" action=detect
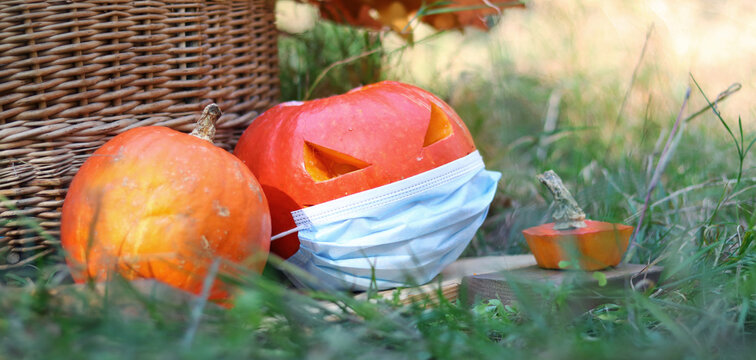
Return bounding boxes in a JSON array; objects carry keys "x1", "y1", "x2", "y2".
[{"x1": 271, "y1": 226, "x2": 306, "y2": 241}]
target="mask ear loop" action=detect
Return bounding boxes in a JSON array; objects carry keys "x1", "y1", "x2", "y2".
[{"x1": 271, "y1": 226, "x2": 306, "y2": 241}]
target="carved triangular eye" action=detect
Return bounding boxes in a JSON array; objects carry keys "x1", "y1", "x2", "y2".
[
  {"x1": 304, "y1": 141, "x2": 371, "y2": 182},
  {"x1": 423, "y1": 103, "x2": 453, "y2": 146}
]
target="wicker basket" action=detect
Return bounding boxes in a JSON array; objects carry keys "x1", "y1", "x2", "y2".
[{"x1": 0, "y1": 0, "x2": 279, "y2": 270}]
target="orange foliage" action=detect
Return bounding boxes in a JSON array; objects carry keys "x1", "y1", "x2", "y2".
[{"x1": 308, "y1": 0, "x2": 524, "y2": 35}]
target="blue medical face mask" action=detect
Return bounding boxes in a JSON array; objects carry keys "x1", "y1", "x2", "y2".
[{"x1": 272, "y1": 150, "x2": 501, "y2": 291}]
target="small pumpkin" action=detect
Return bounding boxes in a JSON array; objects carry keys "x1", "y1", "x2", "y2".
[
  {"x1": 522, "y1": 170, "x2": 632, "y2": 271},
  {"x1": 61, "y1": 104, "x2": 271, "y2": 301},
  {"x1": 234, "y1": 81, "x2": 477, "y2": 259}
]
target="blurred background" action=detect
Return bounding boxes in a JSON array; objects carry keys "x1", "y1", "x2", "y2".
[
  {"x1": 278, "y1": 0, "x2": 754, "y2": 120},
  {"x1": 275, "y1": 0, "x2": 756, "y2": 261}
]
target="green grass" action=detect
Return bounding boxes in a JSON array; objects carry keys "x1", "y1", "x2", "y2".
[
  {"x1": 278, "y1": 21, "x2": 383, "y2": 102},
  {"x1": 2, "y1": 14, "x2": 756, "y2": 359}
]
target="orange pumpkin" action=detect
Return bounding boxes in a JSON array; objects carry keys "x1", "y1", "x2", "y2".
[
  {"x1": 522, "y1": 171, "x2": 632, "y2": 271},
  {"x1": 61, "y1": 105, "x2": 271, "y2": 301},
  {"x1": 234, "y1": 81, "x2": 476, "y2": 259}
]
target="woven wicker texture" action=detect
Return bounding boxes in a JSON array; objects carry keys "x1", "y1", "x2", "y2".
[{"x1": 0, "y1": 0, "x2": 279, "y2": 270}]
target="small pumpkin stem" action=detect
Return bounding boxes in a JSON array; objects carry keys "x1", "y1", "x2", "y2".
[
  {"x1": 190, "y1": 104, "x2": 222, "y2": 142},
  {"x1": 537, "y1": 170, "x2": 587, "y2": 230}
]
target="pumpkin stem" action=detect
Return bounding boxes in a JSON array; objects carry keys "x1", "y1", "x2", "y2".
[
  {"x1": 537, "y1": 170, "x2": 587, "y2": 230},
  {"x1": 190, "y1": 104, "x2": 222, "y2": 142}
]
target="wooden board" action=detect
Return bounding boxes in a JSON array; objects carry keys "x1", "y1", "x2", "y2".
[
  {"x1": 354, "y1": 255, "x2": 538, "y2": 305},
  {"x1": 439, "y1": 254, "x2": 538, "y2": 281},
  {"x1": 463, "y1": 263, "x2": 663, "y2": 309},
  {"x1": 352, "y1": 279, "x2": 462, "y2": 306},
  {"x1": 356, "y1": 256, "x2": 663, "y2": 308}
]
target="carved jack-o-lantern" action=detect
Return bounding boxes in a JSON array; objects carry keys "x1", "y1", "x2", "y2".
[{"x1": 234, "y1": 81, "x2": 476, "y2": 259}]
